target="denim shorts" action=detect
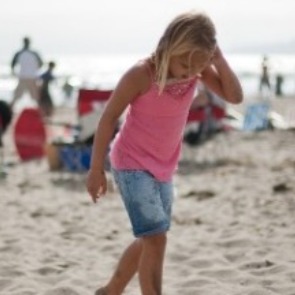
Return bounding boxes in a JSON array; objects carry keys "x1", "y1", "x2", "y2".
[{"x1": 112, "y1": 168, "x2": 174, "y2": 237}]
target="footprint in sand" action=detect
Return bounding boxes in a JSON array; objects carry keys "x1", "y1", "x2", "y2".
[
  {"x1": 0, "y1": 268, "x2": 24, "y2": 278},
  {"x1": 10, "y1": 290, "x2": 36, "y2": 295},
  {"x1": 188, "y1": 258, "x2": 215, "y2": 269},
  {"x1": 235, "y1": 288, "x2": 277, "y2": 295},
  {"x1": 239, "y1": 260, "x2": 275, "y2": 270},
  {"x1": 224, "y1": 251, "x2": 247, "y2": 263},
  {"x1": 249, "y1": 264, "x2": 288, "y2": 277},
  {"x1": 217, "y1": 238, "x2": 253, "y2": 248},
  {"x1": 287, "y1": 271, "x2": 295, "y2": 282},
  {"x1": 0, "y1": 278, "x2": 13, "y2": 291},
  {"x1": 44, "y1": 287, "x2": 80, "y2": 295},
  {"x1": 35, "y1": 266, "x2": 63, "y2": 276},
  {"x1": 180, "y1": 276, "x2": 216, "y2": 288},
  {"x1": 198, "y1": 268, "x2": 239, "y2": 280},
  {"x1": 182, "y1": 190, "x2": 216, "y2": 201}
]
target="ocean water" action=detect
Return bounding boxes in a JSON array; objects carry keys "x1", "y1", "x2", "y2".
[{"x1": 1, "y1": 53, "x2": 295, "y2": 108}]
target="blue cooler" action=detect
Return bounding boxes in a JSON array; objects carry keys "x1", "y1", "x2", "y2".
[{"x1": 59, "y1": 145, "x2": 92, "y2": 172}]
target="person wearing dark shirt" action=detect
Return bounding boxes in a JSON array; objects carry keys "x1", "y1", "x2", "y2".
[{"x1": 39, "y1": 61, "x2": 55, "y2": 117}]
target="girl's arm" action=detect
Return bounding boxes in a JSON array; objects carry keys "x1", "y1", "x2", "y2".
[
  {"x1": 201, "y1": 46, "x2": 243, "y2": 104},
  {"x1": 87, "y1": 63, "x2": 149, "y2": 202}
]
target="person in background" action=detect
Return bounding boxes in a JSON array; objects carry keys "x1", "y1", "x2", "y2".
[
  {"x1": 87, "y1": 11, "x2": 243, "y2": 295},
  {"x1": 62, "y1": 76, "x2": 74, "y2": 99},
  {"x1": 0, "y1": 100, "x2": 13, "y2": 145},
  {"x1": 275, "y1": 73, "x2": 284, "y2": 97},
  {"x1": 10, "y1": 36, "x2": 43, "y2": 109},
  {"x1": 259, "y1": 55, "x2": 272, "y2": 97},
  {"x1": 0, "y1": 100, "x2": 13, "y2": 177},
  {"x1": 184, "y1": 81, "x2": 226, "y2": 145},
  {"x1": 39, "y1": 61, "x2": 56, "y2": 117}
]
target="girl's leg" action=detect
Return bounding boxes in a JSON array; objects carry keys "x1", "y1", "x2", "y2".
[
  {"x1": 101, "y1": 238, "x2": 143, "y2": 295},
  {"x1": 108, "y1": 170, "x2": 172, "y2": 295},
  {"x1": 97, "y1": 232, "x2": 167, "y2": 295},
  {"x1": 138, "y1": 233, "x2": 167, "y2": 295}
]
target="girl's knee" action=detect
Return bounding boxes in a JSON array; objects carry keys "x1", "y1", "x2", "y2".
[{"x1": 141, "y1": 232, "x2": 167, "y2": 248}]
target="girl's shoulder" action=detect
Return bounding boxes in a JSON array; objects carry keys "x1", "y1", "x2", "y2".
[{"x1": 124, "y1": 58, "x2": 154, "y2": 95}]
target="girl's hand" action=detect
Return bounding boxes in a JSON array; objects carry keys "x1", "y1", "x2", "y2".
[{"x1": 86, "y1": 169, "x2": 107, "y2": 203}]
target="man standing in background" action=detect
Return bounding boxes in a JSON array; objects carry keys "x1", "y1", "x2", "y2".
[
  {"x1": 10, "y1": 37, "x2": 43, "y2": 108},
  {"x1": 259, "y1": 55, "x2": 272, "y2": 98}
]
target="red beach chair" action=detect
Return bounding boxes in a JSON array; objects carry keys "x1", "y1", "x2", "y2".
[{"x1": 51, "y1": 89, "x2": 113, "y2": 172}]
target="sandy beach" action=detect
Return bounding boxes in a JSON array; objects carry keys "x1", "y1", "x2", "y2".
[{"x1": 1, "y1": 97, "x2": 295, "y2": 295}]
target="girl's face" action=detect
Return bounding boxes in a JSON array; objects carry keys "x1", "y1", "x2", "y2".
[{"x1": 168, "y1": 50, "x2": 214, "y2": 80}]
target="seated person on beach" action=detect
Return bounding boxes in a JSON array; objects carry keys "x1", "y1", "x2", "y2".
[
  {"x1": 39, "y1": 61, "x2": 56, "y2": 117},
  {"x1": 184, "y1": 82, "x2": 226, "y2": 145}
]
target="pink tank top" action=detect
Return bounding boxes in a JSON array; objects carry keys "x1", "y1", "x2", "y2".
[{"x1": 110, "y1": 65, "x2": 198, "y2": 181}]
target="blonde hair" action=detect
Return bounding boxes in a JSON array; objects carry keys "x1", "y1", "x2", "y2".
[{"x1": 152, "y1": 11, "x2": 216, "y2": 92}]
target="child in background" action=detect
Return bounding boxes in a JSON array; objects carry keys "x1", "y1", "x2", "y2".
[
  {"x1": 39, "y1": 61, "x2": 56, "y2": 117},
  {"x1": 87, "y1": 11, "x2": 243, "y2": 295}
]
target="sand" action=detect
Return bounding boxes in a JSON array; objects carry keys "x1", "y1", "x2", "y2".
[{"x1": 0, "y1": 97, "x2": 295, "y2": 295}]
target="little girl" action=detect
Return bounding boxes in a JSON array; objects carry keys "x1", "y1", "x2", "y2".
[{"x1": 87, "y1": 11, "x2": 243, "y2": 295}]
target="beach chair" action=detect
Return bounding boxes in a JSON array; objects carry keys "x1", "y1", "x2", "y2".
[
  {"x1": 76, "y1": 89, "x2": 112, "y2": 142},
  {"x1": 48, "y1": 89, "x2": 113, "y2": 173}
]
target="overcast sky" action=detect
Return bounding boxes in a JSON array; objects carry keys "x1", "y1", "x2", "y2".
[{"x1": 1, "y1": 0, "x2": 295, "y2": 59}]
